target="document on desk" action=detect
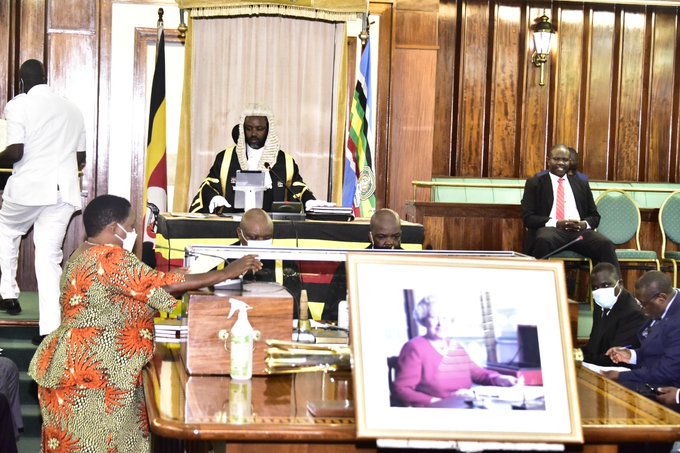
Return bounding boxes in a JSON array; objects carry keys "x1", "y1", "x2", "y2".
[{"x1": 581, "y1": 362, "x2": 631, "y2": 375}]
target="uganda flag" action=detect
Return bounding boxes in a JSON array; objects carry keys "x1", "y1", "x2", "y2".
[
  {"x1": 342, "y1": 40, "x2": 376, "y2": 218},
  {"x1": 142, "y1": 20, "x2": 167, "y2": 267}
]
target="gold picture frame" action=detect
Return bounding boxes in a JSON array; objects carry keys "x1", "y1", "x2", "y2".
[{"x1": 347, "y1": 253, "x2": 583, "y2": 444}]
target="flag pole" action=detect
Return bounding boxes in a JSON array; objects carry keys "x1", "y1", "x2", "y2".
[
  {"x1": 157, "y1": 8, "x2": 164, "y2": 32},
  {"x1": 142, "y1": 8, "x2": 168, "y2": 266}
]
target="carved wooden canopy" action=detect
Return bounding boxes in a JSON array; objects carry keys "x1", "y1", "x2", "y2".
[{"x1": 175, "y1": 0, "x2": 368, "y2": 22}]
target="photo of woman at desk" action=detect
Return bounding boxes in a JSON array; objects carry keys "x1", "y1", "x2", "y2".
[{"x1": 391, "y1": 295, "x2": 519, "y2": 407}]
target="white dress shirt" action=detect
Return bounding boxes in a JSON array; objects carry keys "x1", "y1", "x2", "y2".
[
  {"x1": 3, "y1": 84, "x2": 85, "y2": 207},
  {"x1": 545, "y1": 172, "x2": 583, "y2": 228}
]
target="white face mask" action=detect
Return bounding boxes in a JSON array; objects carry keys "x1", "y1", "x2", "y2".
[
  {"x1": 115, "y1": 223, "x2": 137, "y2": 252},
  {"x1": 593, "y1": 284, "x2": 620, "y2": 311},
  {"x1": 246, "y1": 238, "x2": 273, "y2": 248}
]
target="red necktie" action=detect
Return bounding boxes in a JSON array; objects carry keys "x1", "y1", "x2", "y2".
[{"x1": 556, "y1": 178, "x2": 565, "y2": 220}]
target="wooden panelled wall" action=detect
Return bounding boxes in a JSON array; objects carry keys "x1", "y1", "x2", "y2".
[{"x1": 391, "y1": 0, "x2": 680, "y2": 216}]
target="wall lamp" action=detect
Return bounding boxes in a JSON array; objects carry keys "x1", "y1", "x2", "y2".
[{"x1": 531, "y1": 13, "x2": 556, "y2": 86}]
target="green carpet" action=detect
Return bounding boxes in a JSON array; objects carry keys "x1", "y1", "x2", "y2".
[{"x1": 0, "y1": 292, "x2": 39, "y2": 324}]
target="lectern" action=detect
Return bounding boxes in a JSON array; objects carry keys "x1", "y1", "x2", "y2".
[{"x1": 180, "y1": 282, "x2": 294, "y2": 375}]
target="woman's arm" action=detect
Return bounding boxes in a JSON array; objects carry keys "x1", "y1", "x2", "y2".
[
  {"x1": 461, "y1": 348, "x2": 505, "y2": 386},
  {"x1": 162, "y1": 255, "x2": 262, "y2": 296}
]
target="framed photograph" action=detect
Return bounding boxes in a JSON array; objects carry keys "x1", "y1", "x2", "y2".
[{"x1": 348, "y1": 253, "x2": 582, "y2": 443}]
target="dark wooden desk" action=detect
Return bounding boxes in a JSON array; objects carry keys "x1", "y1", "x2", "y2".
[
  {"x1": 155, "y1": 213, "x2": 425, "y2": 271},
  {"x1": 144, "y1": 345, "x2": 680, "y2": 453}
]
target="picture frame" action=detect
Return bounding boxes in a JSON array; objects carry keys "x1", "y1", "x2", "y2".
[{"x1": 347, "y1": 253, "x2": 582, "y2": 444}]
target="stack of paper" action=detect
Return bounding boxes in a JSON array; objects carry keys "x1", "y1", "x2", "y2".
[
  {"x1": 154, "y1": 318, "x2": 188, "y2": 343},
  {"x1": 581, "y1": 362, "x2": 631, "y2": 375}
]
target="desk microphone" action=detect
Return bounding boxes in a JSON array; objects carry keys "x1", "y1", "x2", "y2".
[
  {"x1": 264, "y1": 162, "x2": 300, "y2": 247},
  {"x1": 263, "y1": 162, "x2": 303, "y2": 210},
  {"x1": 539, "y1": 235, "x2": 584, "y2": 260}
]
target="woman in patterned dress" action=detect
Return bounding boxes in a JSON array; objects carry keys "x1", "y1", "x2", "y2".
[{"x1": 28, "y1": 195, "x2": 261, "y2": 452}]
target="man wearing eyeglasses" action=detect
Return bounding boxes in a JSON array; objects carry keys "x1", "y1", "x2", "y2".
[{"x1": 603, "y1": 271, "x2": 680, "y2": 393}]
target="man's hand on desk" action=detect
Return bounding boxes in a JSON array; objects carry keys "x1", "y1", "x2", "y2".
[
  {"x1": 209, "y1": 196, "x2": 231, "y2": 213},
  {"x1": 605, "y1": 346, "x2": 632, "y2": 364},
  {"x1": 557, "y1": 219, "x2": 586, "y2": 232}
]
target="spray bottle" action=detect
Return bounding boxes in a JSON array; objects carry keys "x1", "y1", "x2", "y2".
[{"x1": 228, "y1": 298, "x2": 254, "y2": 380}]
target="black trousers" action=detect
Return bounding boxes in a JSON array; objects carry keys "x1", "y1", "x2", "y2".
[{"x1": 531, "y1": 227, "x2": 620, "y2": 268}]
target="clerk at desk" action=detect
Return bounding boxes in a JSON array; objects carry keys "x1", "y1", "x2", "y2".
[
  {"x1": 190, "y1": 105, "x2": 320, "y2": 214},
  {"x1": 237, "y1": 208, "x2": 302, "y2": 317}
]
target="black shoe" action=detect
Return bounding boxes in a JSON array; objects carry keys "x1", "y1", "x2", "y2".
[
  {"x1": 32, "y1": 335, "x2": 46, "y2": 346},
  {"x1": 0, "y1": 298, "x2": 21, "y2": 315}
]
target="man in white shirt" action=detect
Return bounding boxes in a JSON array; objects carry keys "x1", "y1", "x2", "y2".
[
  {"x1": 521, "y1": 143, "x2": 618, "y2": 267},
  {"x1": 0, "y1": 60, "x2": 85, "y2": 336}
]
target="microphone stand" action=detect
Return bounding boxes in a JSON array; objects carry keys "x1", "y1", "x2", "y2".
[
  {"x1": 539, "y1": 235, "x2": 584, "y2": 260},
  {"x1": 264, "y1": 162, "x2": 301, "y2": 247}
]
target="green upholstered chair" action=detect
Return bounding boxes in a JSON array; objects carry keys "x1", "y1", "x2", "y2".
[
  {"x1": 659, "y1": 190, "x2": 680, "y2": 286},
  {"x1": 595, "y1": 189, "x2": 660, "y2": 271}
]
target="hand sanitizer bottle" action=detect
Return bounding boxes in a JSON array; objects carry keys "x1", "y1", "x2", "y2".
[{"x1": 228, "y1": 298, "x2": 254, "y2": 380}]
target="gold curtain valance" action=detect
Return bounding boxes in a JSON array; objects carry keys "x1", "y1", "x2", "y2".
[{"x1": 176, "y1": 0, "x2": 367, "y2": 22}]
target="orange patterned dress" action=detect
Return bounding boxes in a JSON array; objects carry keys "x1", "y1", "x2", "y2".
[{"x1": 28, "y1": 244, "x2": 183, "y2": 452}]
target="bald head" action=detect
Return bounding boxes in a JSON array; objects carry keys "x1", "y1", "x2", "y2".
[
  {"x1": 237, "y1": 208, "x2": 273, "y2": 245},
  {"x1": 19, "y1": 59, "x2": 46, "y2": 93},
  {"x1": 369, "y1": 209, "x2": 401, "y2": 249}
]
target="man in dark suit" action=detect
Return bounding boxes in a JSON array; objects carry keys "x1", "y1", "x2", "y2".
[
  {"x1": 237, "y1": 208, "x2": 302, "y2": 317},
  {"x1": 580, "y1": 263, "x2": 646, "y2": 366},
  {"x1": 322, "y1": 208, "x2": 403, "y2": 321},
  {"x1": 521, "y1": 143, "x2": 618, "y2": 267},
  {"x1": 604, "y1": 271, "x2": 680, "y2": 392}
]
